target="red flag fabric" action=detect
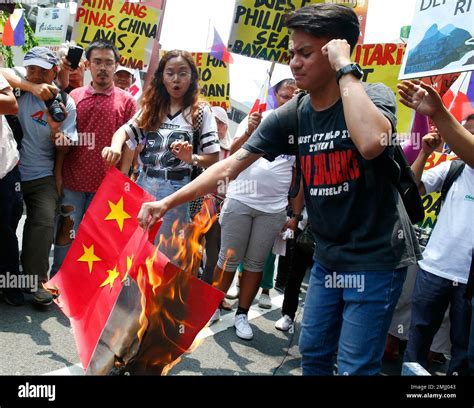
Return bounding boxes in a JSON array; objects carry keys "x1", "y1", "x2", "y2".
[
  {"x1": 47, "y1": 168, "x2": 157, "y2": 369},
  {"x1": 47, "y1": 168, "x2": 224, "y2": 372},
  {"x1": 442, "y1": 72, "x2": 474, "y2": 122}
]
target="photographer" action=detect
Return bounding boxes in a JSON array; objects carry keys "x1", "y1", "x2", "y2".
[{"x1": 0, "y1": 47, "x2": 77, "y2": 306}]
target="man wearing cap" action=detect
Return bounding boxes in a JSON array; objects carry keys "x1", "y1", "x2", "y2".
[
  {"x1": 1, "y1": 46, "x2": 78, "y2": 306},
  {"x1": 113, "y1": 66, "x2": 135, "y2": 91},
  {"x1": 50, "y1": 40, "x2": 138, "y2": 277}
]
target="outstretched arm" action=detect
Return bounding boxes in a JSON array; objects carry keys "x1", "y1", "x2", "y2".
[
  {"x1": 398, "y1": 80, "x2": 474, "y2": 167},
  {"x1": 0, "y1": 68, "x2": 58, "y2": 100},
  {"x1": 138, "y1": 148, "x2": 262, "y2": 229}
]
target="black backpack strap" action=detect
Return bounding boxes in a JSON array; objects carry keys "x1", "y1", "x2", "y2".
[
  {"x1": 275, "y1": 92, "x2": 306, "y2": 198},
  {"x1": 439, "y1": 159, "x2": 465, "y2": 205},
  {"x1": 192, "y1": 103, "x2": 205, "y2": 155}
]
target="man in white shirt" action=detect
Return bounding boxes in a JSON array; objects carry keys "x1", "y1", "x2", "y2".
[{"x1": 405, "y1": 115, "x2": 474, "y2": 375}]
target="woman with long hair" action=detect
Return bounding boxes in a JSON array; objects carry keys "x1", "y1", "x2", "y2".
[{"x1": 103, "y1": 50, "x2": 220, "y2": 259}]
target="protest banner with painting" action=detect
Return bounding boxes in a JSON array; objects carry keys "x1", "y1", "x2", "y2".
[{"x1": 399, "y1": 0, "x2": 474, "y2": 79}]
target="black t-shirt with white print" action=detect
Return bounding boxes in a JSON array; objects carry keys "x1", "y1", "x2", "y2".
[{"x1": 243, "y1": 83, "x2": 421, "y2": 272}]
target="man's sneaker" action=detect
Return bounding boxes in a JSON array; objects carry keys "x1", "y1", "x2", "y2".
[
  {"x1": 234, "y1": 313, "x2": 253, "y2": 340},
  {"x1": 258, "y1": 293, "x2": 272, "y2": 309},
  {"x1": 226, "y1": 281, "x2": 240, "y2": 299},
  {"x1": 275, "y1": 315, "x2": 293, "y2": 331},
  {"x1": 3, "y1": 288, "x2": 25, "y2": 306},
  {"x1": 209, "y1": 308, "x2": 220, "y2": 324},
  {"x1": 33, "y1": 287, "x2": 53, "y2": 306},
  {"x1": 274, "y1": 285, "x2": 285, "y2": 294}
]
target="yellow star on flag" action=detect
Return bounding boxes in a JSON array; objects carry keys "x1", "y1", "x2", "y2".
[
  {"x1": 121, "y1": 255, "x2": 134, "y2": 283},
  {"x1": 104, "y1": 197, "x2": 131, "y2": 232},
  {"x1": 100, "y1": 265, "x2": 120, "y2": 290},
  {"x1": 77, "y1": 244, "x2": 101, "y2": 274}
]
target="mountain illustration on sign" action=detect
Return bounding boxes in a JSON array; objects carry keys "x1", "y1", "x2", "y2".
[{"x1": 405, "y1": 24, "x2": 474, "y2": 74}]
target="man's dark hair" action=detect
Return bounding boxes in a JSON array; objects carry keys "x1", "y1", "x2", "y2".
[
  {"x1": 85, "y1": 40, "x2": 120, "y2": 62},
  {"x1": 285, "y1": 3, "x2": 360, "y2": 52},
  {"x1": 464, "y1": 113, "x2": 474, "y2": 122},
  {"x1": 275, "y1": 78, "x2": 296, "y2": 93}
]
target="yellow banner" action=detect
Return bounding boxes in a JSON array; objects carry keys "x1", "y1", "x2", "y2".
[
  {"x1": 418, "y1": 151, "x2": 456, "y2": 233},
  {"x1": 192, "y1": 53, "x2": 231, "y2": 112},
  {"x1": 228, "y1": 0, "x2": 368, "y2": 64},
  {"x1": 354, "y1": 43, "x2": 413, "y2": 134},
  {"x1": 72, "y1": 0, "x2": 162, "y2": 71}
]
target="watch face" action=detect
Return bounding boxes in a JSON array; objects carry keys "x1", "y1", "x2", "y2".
[{"x1": 353, "y1": 64, "x2": 363, "y2": 78}]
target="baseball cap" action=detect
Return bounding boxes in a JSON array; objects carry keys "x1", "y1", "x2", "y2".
[
  {"x1": 115, "y1": 66, "x2": 134, "y2": 75},
  {"x1": 23, "y1": 47, "x2": 59, "y2": 70}
]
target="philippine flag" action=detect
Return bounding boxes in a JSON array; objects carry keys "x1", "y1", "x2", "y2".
[
  {"x1": 250, "y1": 69, "x2": 272, "y2": 114},
  {"x1": 2, "y1": 9, "x2": 25, "y2": 46},
  {"x1": 210, "y1": 27, "x2": 233, "y2": 64},
  {"x1": 442, "y1": 71, "x2": 474, "y2": 122}
]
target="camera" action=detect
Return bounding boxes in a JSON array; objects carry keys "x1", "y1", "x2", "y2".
[{"x1": 45, "y1": 92, "x2": 65, "y2": 122}]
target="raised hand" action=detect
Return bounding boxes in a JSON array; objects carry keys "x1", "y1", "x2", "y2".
[{"x1": 398, "y1": 80, "x2": 444, "y2": 118}]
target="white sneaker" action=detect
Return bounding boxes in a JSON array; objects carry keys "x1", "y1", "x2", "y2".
[
  {"x1": 209, "y1": 308, "x2": 220, "y2": 324},
  {"x1": 275, "y1": 315, "x2": 293, "y2": 331},
  {"x1": 234, "y1": 314, "x2": 253, "y2": 340},
  {"x1": 258, "y1": 293, "x2": 272, "y2": 309},
  {"x1": 226, "y1": 280, "x2": 240, "y2": 299}
]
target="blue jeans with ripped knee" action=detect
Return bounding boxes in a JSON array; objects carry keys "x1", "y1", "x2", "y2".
[{"x1": 50, "y1": 188, "x2": 95, "y2": 277}]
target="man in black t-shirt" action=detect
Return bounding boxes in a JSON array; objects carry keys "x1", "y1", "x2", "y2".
[{"x1": 138, "y1": 3, "x2": 420, "y2": 375}]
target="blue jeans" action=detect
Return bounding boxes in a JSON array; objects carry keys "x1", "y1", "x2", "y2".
[
  {"x1": 137, "y1": 172, "x2": 190, "y2": 259},
  {"x1": 299, "y1": 262, "x2": 406, "y2": 375},
  {"x1": 50, "y1": 188, "x2": 95, "y2": 277},
  {"x1": 404, "y1": 268, "x2": 471, "y2": 376}
]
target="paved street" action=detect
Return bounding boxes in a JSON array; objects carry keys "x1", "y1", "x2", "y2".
[
  {"x1": 0, "y1": 215, "x2": 449, "y2": 378},
  {"x1": 1, "y1": 285, "x2": 303, "y2": 376}
]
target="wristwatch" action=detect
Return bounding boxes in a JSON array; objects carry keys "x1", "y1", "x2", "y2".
[
  {"x1": 290, "y1": 212, "x2": 303, "y2": 221},
  {"x1": 336, "y1": 63, "x2": 363, "y2": 84},
  {"x1": 192, "y1": 154, "x2": 199, "y2": 166}
]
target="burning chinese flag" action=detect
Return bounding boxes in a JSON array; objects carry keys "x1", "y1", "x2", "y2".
[{"x1": 47, "y1": 168, "x2": 224, "y2": 373}]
